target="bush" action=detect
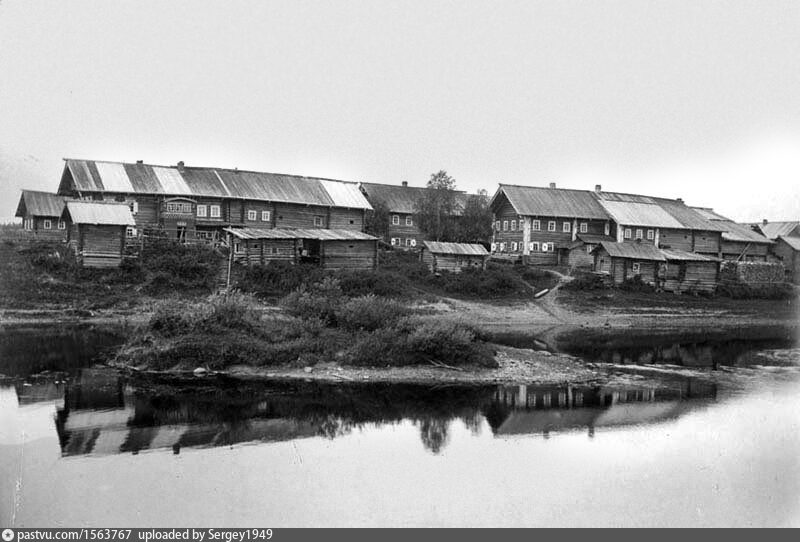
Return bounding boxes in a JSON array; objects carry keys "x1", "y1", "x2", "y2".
[
  {"x1": 426, "y1": 265, "x2": 528, "y2": 298},
  {"x1": 201, "y1": 291, "x2": 262, "y2": 332},
  {"x1": 236, "y1": 261, "x2": 325, "y2": 297},
  {"x1": 335, "y1": 295, "x2": 408, "y2": 331},
  {"x1": 619, "y1": 275, "x2": 655, "y2": 293},
  {"x1": 281, "y1": 277, "x2": 344, "y2": 324},
  {"x1": 716, "y1": 282, "x2": 796, "y2": 300},
  {"x1": 337, "y1": 269, "x2": 412, "y2": 298},
  {"x1": 140, "y1": 239, "x2": 223, "y2": 292},
  {"x1": 562, "y1": 271, "x2": 611, "y2": 291}
]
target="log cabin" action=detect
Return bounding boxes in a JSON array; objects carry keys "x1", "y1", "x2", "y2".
[
  {"x1": 14, "y1": 190, "x2": 67, "y2": 241},
  {"x1": 61, "y1": 201, "x2": 135, "y2": 268},
  {"x1": 225, "y1": 227, "x2": 379, "y2": 271},
  {"x1": 658, "y1": 249, "x2": 720, "y2": 294},
  {"x1": 56, "y1": 159, "x2": 372, "y2": 242},
  {"x1": 359, "y1": 181, "x2": 468, "y2": 249},
  {"x1": 773, "y1": 236, "x2": 800, "y2": 284},
  {"x1": 420, "y1": 241, "x2": 489, "y2": 273},
  {"x1": 690, "y1": 208, "x2": 774, "y2": 262}
]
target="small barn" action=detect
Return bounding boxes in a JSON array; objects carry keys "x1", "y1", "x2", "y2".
[
  {"x1": 565, "y1": 233, "x2": 616, "y2": 269},
  {"x1": 62, "y1": 201, "x2": 136, "y2": 268},
  {"x1": 225, "y1": 228, "x2": 379, "y2": 270},
  {"x1": 773, "y1": 236, "x2": 800, "y2": 284},
  {"x1": 658, "y1": 249, "x2": 720, "y2": 294},
  {"x1": 593, "y1": 242, "x2": 664, "y2": 286},
  {"x1": 420, "y1": 241, "x2": 489, "y2": 273},
  {"x1": 14, "y1": 190, "x2": 66, "y2": 240}
]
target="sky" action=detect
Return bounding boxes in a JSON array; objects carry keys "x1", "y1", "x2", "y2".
[{"x1": 1, "y1": 0, "x2": 799, "y2": 223}]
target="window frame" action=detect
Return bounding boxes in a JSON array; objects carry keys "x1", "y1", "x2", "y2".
[
  {"x1": 503, "y1": 220, "x2": 508, "y2": 231},
  {"x1": 548, "y1": 221, "x2": 556, "y2": 232},
  {"x1": 510, "y1": 220, "x2": 516, "y2": 231},
  {"x1": 580, "y1": 222, "x2": 588, "y2": 233},
  {"x1": 635, "y1": 229, "x2": 643, "y2": 240},
  {"x1": 495, "y1": 220, "x2": 501, "y2": 231},
  {"x1": 530, "y1": 241, "x2": 540, "y2": 252},
  {"x1": 196, "y1": 204, "x2": 208, "y2": 218},
  {"x1": 58, "y1": 220, "x2": 66, "y2": 230},
  {"x1": 532, "y1": 219, "x2": 541, "y2": 231},
  {"x1": 43, "y1": 219, "x2": 52, "y2": 230},
  {"x1": 247, "y1": 210, "x2": 257, "y2": 221},
  {"x1": 210, "y1": 205, "x2": 221, "y2": 218},
  {"x1": 632, "y1": 262, "x2": 641, "y2": 274},
  {"x1": 563, "y1": 221, "x2": 571, "y2": 233},
  {"x1": 405, "y1": 216, "x2": 413, "y2": 226},
  {"x1": 392, "y1": 215, "x2": 400, "y2": 226},
  {"x1": 624, "y1": 228, "x2": 632, "y2": 239},
  {"x1": 262, "y1": 211, "x2": 271, "y2": 222},
  {"x1": 314, "y1": 216, "x2": 324, "y2": 227},
  {"x1": 647, "y1": 229, "x2": 654, "y2": 240}
]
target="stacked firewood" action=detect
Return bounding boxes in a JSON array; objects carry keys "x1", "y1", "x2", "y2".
[{"x1": 720, "y1": 261, "x2": 785, "y2": 284}]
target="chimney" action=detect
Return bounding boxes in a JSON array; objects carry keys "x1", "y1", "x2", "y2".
[
  {"x1": 594, "y1": 184, "x2": 602, "y2": 193},
  {"x1": 763, "y1": 219, "x2": 768, "y2": 225},
  {"x1": 177, "y1": 161, "x2": 185, "y2": 171},
  {"x1": 549, "y1": 182, "x2": 556, "y2": 189},
  {"x1": 136, "y1": 159, "x2": 143, "y2": 164},
  {"x1": 402, "y1": 181, "x2": 408, "y2": 187},
  {"x1": 676, "y1": 198, "x2": 684, "y2": 203}
]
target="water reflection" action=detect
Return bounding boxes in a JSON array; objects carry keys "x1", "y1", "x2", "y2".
[{"x1": 0, "y1": 369, "x2": 718, "y2": 457}]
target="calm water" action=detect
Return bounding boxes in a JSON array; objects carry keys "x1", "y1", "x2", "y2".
[{"x1": 1, "y1": 326, "x2": 799, "y2": 527}]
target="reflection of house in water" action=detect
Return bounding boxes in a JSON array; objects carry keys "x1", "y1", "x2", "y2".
[{"x1": 486, "y1": 381, "x2": 716, "y2": 438}]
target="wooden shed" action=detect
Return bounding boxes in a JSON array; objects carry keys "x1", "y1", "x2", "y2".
[
  {"x1": 225, "y1": 227, "x2": 379, "y2": 270},
  {"x1": 565, "y1": 233, "x2": 616, "y2": 269},
  {"x1": 420, "y1": 241, "x2": 489, "y2": 273},
  {"x1": 62, "y1": 201, "x2": 135, "y2": 268},
  {"x1": 593, "y1": 242, "x2": 664, "y2": 286},
  {"x1": 14, "y1": 190, "x2": 67, "y2": 240},
  {"x1": 658, "y1": 249, "x2": 720, "y2": 294},
  {"x1": 773, "y1": 236, "x2": 800, "y2": 284}
]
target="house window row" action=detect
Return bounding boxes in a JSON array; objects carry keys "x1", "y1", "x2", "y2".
[
  {"x1": 495, "y1": 218, "x2": 591, "y2": 233},
  {"x1": 196, "y1": 204, "x2": 223, "y2": 218},
  {"x1": 166, "y1": 202, "x2": 192, "y2": 213},
  {"x1": 391, "y1": 237, "x2": 417, "y2": 247},
  {"x1": 391, "y1": 215, "x2": 414, "y2": 226},
  {"x1": 491, "y1": 241, "x2": 555, "y2": 253},
  {"x1": 246, "y1": 210, "x2": 273, "y2": 222},
  {"x1": 623, "y1": 228, "x2": 655, "y2": 240},
  {"x1": 28, "y1": 219, "x2": 66, "y2": 230}
]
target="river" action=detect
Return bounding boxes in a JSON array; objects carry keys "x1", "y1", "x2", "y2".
[{"x1": 1, "y1": 324, "x2": 799, "y2": 527}]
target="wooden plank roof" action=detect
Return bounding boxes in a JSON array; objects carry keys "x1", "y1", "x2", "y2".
[
  {"x1": 15, "y1": 190, "x2": 65, "y2": 217},
  {"x1": 777, "y1": 235, "x2": 800, "y2": 251},
  {"x1": 596, "y1": 241, "x2": 666, "y2": 261},
  {"x1": 659, "y1": 248, "x2": 720, "y2": 262},
  {"x1": 60, "y1": 159, "x2": 372, "y2": 210},
  {"x1": 63, "y1": 201, "x2": 135, "y2": 226},
  {"x1": 716, "y1": 221, "x2": 774, "y2": 244},
  {"x1": 224, "y1": 227, "x2": 378, "y2": 241},
  {"x1": 755, "y1": 221, "x2": 800, "y2": 240},
  {"x1": 595, "y1": 200, "x2": 684, "y2": 229},
  {"x1": 490, "y1": 184, "x2": 609, "y2": 219},
  {"x1": 422, "y1": 241, "x2": 489, "y2": 256},
  {"x1": 359, "y1": 182, "x2": 468, "y2": 215}
]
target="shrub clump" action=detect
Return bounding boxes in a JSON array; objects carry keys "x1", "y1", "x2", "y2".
[
  {"x1": 281, "y1": 277, "x2": 344, "y2": 324},
  {"x1": 335, "y1": 294, "x2": 408, "y2": 331}
]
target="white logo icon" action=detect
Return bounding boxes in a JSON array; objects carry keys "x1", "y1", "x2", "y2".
[{"x1": 2, "y1": 529, "x2": 14, "y2": 541}]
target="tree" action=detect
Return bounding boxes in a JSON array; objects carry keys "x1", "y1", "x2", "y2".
[
  {"x1": 414, "y1": 170, "x2": 459, "y2": 242},
  {"x1": 455, "y1": 189, "x2": 493, "y2": 245},
  {"x1": 364, "y1": 199, "x2": 391, "y2": 241}
]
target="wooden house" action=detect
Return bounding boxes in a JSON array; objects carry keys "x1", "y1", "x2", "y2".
[
  {"x1": 691, "y1": 208, "x2": 773, "y2": 261},
  {"x1": 359, "y1": 181, "x2": 468, "y2": 249},
  {"x1": 565, "y1": 233, "x2": 616, "y2": 269},
  {"x1": 773, "y1": 236, "x2": 800, "y2": 284},
  {"x1": 752, "y1": 220, "x2": 800, "y2": 241},
  {"x1": 420, "y1": 241, "x2": 489, "y2": 273},
  {"x1": 14, "y1": 190, "x2": 67, "y2": 240},
  {"x1": 225, "y1": 227, "x2": 379, "y2": 271},
  {"x1": 56, "y1": 159, "x2": 372, "y2": 242},
  {"x1": 489, "y1": 183, "x2": 611, "y2": 265},
  {"x1": 593, "y1": 242, "x2": 665, "y2": 286},
  {"x1": 658, "y1": 249, "x2": 720, "y2": 294},
  {"x1": 61, "y1": 201, "x2": 135, "y2": 268}
]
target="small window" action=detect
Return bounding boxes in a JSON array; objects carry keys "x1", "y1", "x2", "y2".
[
  {"x1": 635, "y1": 229, "x2": 643, "y2": 240},
  {"x1": 519, "y1": 219, "x2": 524, "y2": 231},
  {"x1": 624, "y1": 228, "x2": 632, "y2": 239},
  {"x1": 130, "y1": 201, "x2": 139, "y2": 215},
  {"x1": 541, "y1": 243, "x2": 549, "y2": 252},
  {"x1": 247, "y1": 210, "x2": 257, "y2": 221},
  {"x1": 262, "y1": 211, "x2": 271, "y2": 222},
  {"x1": 530, "y1": 242, "x2": 539, "y2": 252},
  {"x1": 580, "y1": 222, "x2": 588, "y2": 233},
  {"x1": 510, "y1": 220, "x2": 516, "y2": 231},
  {"x1": 58, "y1": 220, "x2": 66, "y2": 230},
  {"x1": 500, "y1": 242, "x2": 506, "y2": 251},
  {"x1": 314, "y1": 216, "x2": 324, "y2": 227},
  {"x1": 491, "y1": 242, "x2": 497, "y2": 252},
  {"x1": 511, "y1": 241, "x2": 518, "y2": 251},
  {"x1": 406, "y1": 216, "x2": 413, "y2": 226},
  {"x1": 532, "y1": 220, "x2": 541, "y2": 231},
  {"x1": 234, "y1": 242, "x2": 242, "y2": 253},
  {"x1": 392, "y1": 215, "x2": 400, "y2": 225},
  {"x1": 495, "y1": 220, "x2": 501, "y2": 231},
  {"x1": 197, "y1": 204, "x2": 207, "y2": 218},
  {"x1": 210, "y1": 205, "x2": 221, "y2": 218},
  {"x1": 43, "y1": 219, "x2": 52, "y2": 229},
  {"x1": 548, "y1": 221, "x2": 556, "y2": 232},
  {"x1": 406, "y1": 238, "x2": 412, "y2": 247},
  {"x1": 391, "y1": 238, "x2": 398, "y2": 246},
  {"x1": 647, "y1": 229, "x2": 654, "y2": 240},
  {"x1": 604, "y1": 223, "x2": 610, "y2": 236},
  {"x1": 563, "y1": 221, "x2": 571, "y2": 233},
  {"x1": 126, "y1": 226, "x2": 137, "y2": 237},
  {"x1": 632, "y1": 262, "x2": 641, "y2": 274},
  {"x1": 503, "y1": 220, "x2": 508, "y2": 231}
]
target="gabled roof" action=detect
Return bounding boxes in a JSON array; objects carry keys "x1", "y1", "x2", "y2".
[
  {"x1": 359, "y1": 182, "x2": 468, "y2": 215},
  {"x1": 422, "y1": 241, "x2": 489, "y2": 256},
  {"x1": 15, "y1": 190, "x2": 65, "y2": 218},
  {"x1": 223, "y1": 227, "x2": 378, "y2": 242},
  {"x1": 595, "y1": 241, "x2": 666, "y2": 261},
  {"x1": 59, "y1": 159, "x2": 372, "y2": 210},
  {"x1": 777, "y1": 235, "x2": 800, "y2": 251},
  {"x1": 490, "y1": 184, "x2": 609, "y2": 220},
  {"x1": 650, "y1": 199, "x2": 728, "y2": 232},
  {"x1": 63, "y1": 201, "x2": 135, "y2": 226},
  {"x1": 691, "y1": 207, "x2": 732, "y2": 221},
  {"x1": 715, "y1": 221, "x2": 774, "y2": 244},
  {"x1": 755, "y1": 221, "x2": 800, "y2": 240},
  {"x1": 594, "y1": 197, "x2": 684, "y2": 229}
]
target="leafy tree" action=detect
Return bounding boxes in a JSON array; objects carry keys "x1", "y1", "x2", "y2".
[
  {"x1": 414, "y1": 170, "x2": 459, "y2": 242},
  {"x1": 455, "y1": 189, "x2": 492, "y2": 245},
  {"x1": 365, "y1": 199, "x2": 391, "y2": 241}
]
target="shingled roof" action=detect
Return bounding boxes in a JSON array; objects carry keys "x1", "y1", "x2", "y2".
[
  {"x1": 422, "y1": 241, "x2": 489, "y2": 256},
  {"x1": 490, "y1": 184, "x2": 609, "y2": 219},
  {"x1": 755, "y1": 221, "x2": 800, "y2": 240},
  {"x1": 58, "y1": 159, "x2": 372, "y2": 210},
  {"x1": 595, "y1": 241, "x2": 666, "y2": 261},
  {"x1": 63, "y1": 201, "x2": 135, "y2": 226},
  {"x1": 15, "y1": 190, "x2": 65, "y2": 218},
  {"x1": 359, "y1": 182, "x2": 468, "y2": 215}
]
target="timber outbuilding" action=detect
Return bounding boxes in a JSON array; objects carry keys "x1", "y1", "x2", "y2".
[
  {"x1": 420, "y1": 241, "x2": 489, "y2": 273},
  {"x1": 593, "y1": 242, "x2": 665, "y2": 286},
  {"x1": 14, "y1": 190, "x2": 67, "y2": 240},
  {"x1": 659, "y1": 249, "x2": 720, "y2": 294},
  {"x1": 225, "y1": 227, "x2": 379, "y2": 270},
  {"x1": 773, "y1": 236, "x2": 800, "y2": 284},
  {"x1": 62, "y1": 201, "x2": 136, "y2": 268}
]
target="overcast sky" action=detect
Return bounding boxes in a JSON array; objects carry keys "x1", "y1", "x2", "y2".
[{"x1": 1, "y1": 0, "x2": 798, "y2": 222}]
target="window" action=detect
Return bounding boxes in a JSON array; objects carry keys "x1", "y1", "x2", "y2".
[
  {"x1": 519, "y1": 219, "x2": 524, "y2": 231},
  {"x1": 126, "y1": 226, "x2": 137, "y2": 238},
  {"x1": 580, "y1": 223, "x2": 588, "y2": 233},
  {"x1": 500, "y1": 242, "x2": 506, "y2": 252},
  {"x1": 563, "y1": 222, "x2": 571, "y2": 233},
  {"x1": 406, "y1": 216, "x2": 413, "y2": 226},
  {"x1": 262, "y1": 211, "x2": 271, "y2": 222},
  {"x1": 532, "y1": 219, "x2": 541, "y2": 231},
  {"x1": 495, "y1": 220, "x2": 501, "y2": 231},
  {"x1": 491, "y1": 242, "x2": 497, "y2": 252},
  {"x1": 541, "y1": 243, "x2": 549, "y2": 252},
  {"x1": 314, "y1": 216, "x2": 324, "y2": 227},
  {"x1": 635, "y1": 229, "x2": 643, "y2": 240},
  {"x1": 647, "y1": 229, "x2": 654, "y2": 240},
  {"x1": 530, "y1": 242, "x2": 540, "y2": 252},
  {"x1": 503, "y1": 220, "x2": 508, "y2": 231},
  {"x1": 24, "y1": 218, "x2": 33, "y2": 230},
  {"x1": 247, "y1": 210, "x2": 257, "y2": 221},
  {"x1": 392, "y1": 215, "x2": 400, "y2": 225},
  {"x1": 632, "y1": 262, "x2": 641, "y2": 274},
  {"x1": 166, "y1": 202, "x2": 192, "y2": 213},
  {"x1": 130, "y1": 201, "x2": 139, "y2": 215},
  {"x1": 624, "y1": 228, "x2": 632, "y2": 239},
  {"x1": 410, "y1": 239, "x2": 417, "y2": 247},
  {"x1": 604, "y1": 223, "x2": 610, "y2": 236},
  {"x1": 43, "y1": 219, "x2": 52, "y2": 229},
  {"x1": 210, "y1": 205, "x2": 221, "y2": 218},
  {"x1": 197, "y1": 205, "x2": 207, "y2": 218},
  {"x1": 548, "y1": 221, "x2": 556, "y2": 232},
  {"x1": 391, "y1": 238, "x2": 399, "y2": 246},
  {"x1": 406, "y1": 238, "x2": 412, "y2": 247},
  {"x1": 510, "y1": 220, "x2": 516, "y2": 231},
  {"x1": 58, "y1": 220, "x2": 65, "y2": 230},
  {"x1": 234, "y1": 242, "x2": 242, "y2": 253},
  {"x1": 511, "y1": 241, "x2": 518, "y2": 251}
]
